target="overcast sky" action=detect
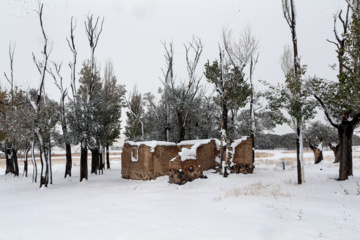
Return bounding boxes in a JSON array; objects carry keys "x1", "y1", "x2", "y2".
[{"x1": 0, "y1": 0, "x2": 349, "y2": 134}]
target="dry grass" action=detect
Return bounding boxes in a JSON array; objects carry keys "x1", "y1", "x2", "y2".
[
  {"x1": 281, "y1": 149, "x2": 312, "y2": 154},
  {"x1": 255, "y1": 152, "x2": 274, "y2": 158},
  {"x1": 223, "y1": 182, "x2": 292, "y2": 199}
]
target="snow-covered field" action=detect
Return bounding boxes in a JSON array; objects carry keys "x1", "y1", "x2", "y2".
[{"x1": 1, "y1": 149, "x2": 360, "y2": 240}]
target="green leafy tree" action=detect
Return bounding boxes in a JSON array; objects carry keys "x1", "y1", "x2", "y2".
[{"x1": 264, "y1": 0, "x2": 317, "y2": 184}]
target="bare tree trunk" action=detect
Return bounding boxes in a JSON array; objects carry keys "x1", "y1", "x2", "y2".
[
  {"x1": 338, "y1": 122, "x2": 354, "y2": 180},
  {"x1": 90, "y1": 147, "x2": 99, "y2": 175},
  {"x1": 64, "y1": 143, "x2": 72, "y2": 178},
  {"x1": 80, "y1": 141, "x2": 88, "y2": 182},
  {"x1": 99, "y1": 145, "x2": 104, "y2": 175},
  {"x1": 23, "y1": 146, "x2": 30, "y2": 177},
  {"x1": 39, "y1": 146, "x2": 48, "y2": 187},
  {"x1": 5, "y1": 145, "x2": 14, "y2": 175},
  {"x1": 296, "y1": 125, "x2": 305, "y2": 184},
  {"x1": 106, "y1": 142, "x2": 110, "y2": 169},
  {"x1": 31, "y1": 140, "x2": 37, "y2": 183},
  {"x1": 12, "y1": 147, "x2": 19, "y2": 177},
  {"x1": 47, "y1": 143, "x2": 52, "y2": 184}
]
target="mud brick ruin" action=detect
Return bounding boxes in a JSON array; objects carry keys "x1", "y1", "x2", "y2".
[
  {"x1": 121, "y1": 137, "x2": 254, "y2": 184},
  {"x1": 169, "y1": 139, "x2": 219, "y2": 185},
  {"x1": 227, "y1": 136, "x2": 254, "y2": 174},
  {"x1": 121, "y1": 141, "x2": 179, "y2": 180}
]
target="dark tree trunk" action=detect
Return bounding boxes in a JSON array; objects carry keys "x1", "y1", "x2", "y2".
[
  {"x1": 23, "y1": 147, "x2": 30, "y2": 177},
  {"x1": 296, "y1": 127, "x2": 301, "y2": 184},
  {"x1": 98, "y1": 148, "x2": 103, "y2": 175},
  {"x1": 251, "y1": 134, "x2": 255, "y2": 168},
  {"x1": 5, "y1": 146, "x2": 15, "y2": 175},
  {"x1": 106, "y1": 142, "x2": 110, "y2": 169},
  {"x1": 64, "y1": 143, "x2": 72, "y2": 178},
  {"x1": 11, "y1": 148, "x2": 19, "y2": 177},
  {"x1": 80, "y1": 141, "x2": 88, "y2": 182},
  {"x1": 48, "y1": 145, "x2": 52, "y2": 184},
  {"x1": 309, "y1": 143, "x2": 323, "y2": 164},
  {"x1": 338, "y1": 122, "x2": 354, "y2": 180},
  {"x1": 91, "y1": 148, "x2": 99, "y2": 175}
]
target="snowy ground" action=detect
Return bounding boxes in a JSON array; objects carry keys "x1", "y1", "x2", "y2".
[{"x1": 1, "y1": 149, "x2": 360, "y2": 240}]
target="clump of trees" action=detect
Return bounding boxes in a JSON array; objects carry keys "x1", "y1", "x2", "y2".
[
  {"x1": 313, "y1": 0, "x2": 360, "y2": 180},
  {"x1": 0, "y1": 4, "x2": 126, "y2": 187}
]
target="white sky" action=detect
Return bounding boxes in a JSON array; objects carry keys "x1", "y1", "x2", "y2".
[{"x1": 0, "y1": 0, "x2": 349, "y2": 134}]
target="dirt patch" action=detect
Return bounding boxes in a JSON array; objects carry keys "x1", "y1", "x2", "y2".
[{"x1": 255, "y1": 152, "x2": 274, "y2": 158}]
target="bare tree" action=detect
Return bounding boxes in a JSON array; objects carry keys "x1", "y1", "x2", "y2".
[
  {"x1": 67, "y1": 17, "x2": 78, "y2": 100},
  {"x1": 31, "y1": 3, "x2": 52, "y2": 187},
  {"x1": 3, "y1": 43, "x2": 19, "y2": 177},
  {"x1": 48, "y1": 62, "x2": 72, "y2": 178},
  {"x1": 160, "y1": 41, "x2": 174, "y2": 142},
  {"x1": 126, "y1": 86, "x2": 145, "y2": 140},
  {"x1": 168, "y1": 37, "x2": 204, "y2": 142}
]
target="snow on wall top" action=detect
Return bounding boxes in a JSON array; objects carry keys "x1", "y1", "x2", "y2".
[
  {"x1": 176, "y1": 139, "x2": 220, "y2": 161},
  {"x1": 178, "y1": 139, "x2": 213, "y2": 146},
  {"x1": 125, "y1": 141, "x2": 177, "y2": 153},
  {"x1": 230, "y1": 136, "x2": 249, "y2": 148},
  {"x1": 227, "y1": 136, "x2": 250, "y2": 166}
]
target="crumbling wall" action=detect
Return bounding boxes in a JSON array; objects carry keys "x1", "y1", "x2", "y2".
[
  {"x1": 121, "y1": 141, "x2": 178, "y2": 180},
  {"x1": 169, "y1": 156, "x2": 204, "y2": 185},
  {"x1": 169, "y1": 139, "x2": 217, "y2": 184},
  {"x1": 153, "y1": 145, "x2": 180, "y2": 178},
  {"x1": 227, "y1": 136, "x2": 254, "y2": 174},
  {"x1": 121, "y1": 143, "x2": 154, "y2": 180}
]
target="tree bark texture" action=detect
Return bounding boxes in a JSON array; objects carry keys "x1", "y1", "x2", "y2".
[
  {"x1": 80, "y1": 142, "x2": 88, "y2": 182},
  {"x1": 106, "y1": 142, "x2": 110, "y2": 169},
  {"x1": 91, "y1": 148, "x2": 99, "y2": 175},
  {"x1": 5, "y1": 146, "x2": 14, "y2": 175},
  {"x1": 39, "y1": 148, "x2": 48, "y2": 188},
  {"x1": 99, "y1": 146, "x2": 104, "y2": 174},
  {"x1": 64, "y1": 143, "x2": 72, "y2": 178},
  {"x1": 23, "y1": 147, "x2": 30, "y2": 177},
  {"x1": 47, "y1": 145, "x2": 52, "y2": 184},
  {"x1": 31, "y1": 140, "x2": 37, "y2": 183},
  {"x1": 338, "y1": 122, "x2": 354, "y2": 180}
]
